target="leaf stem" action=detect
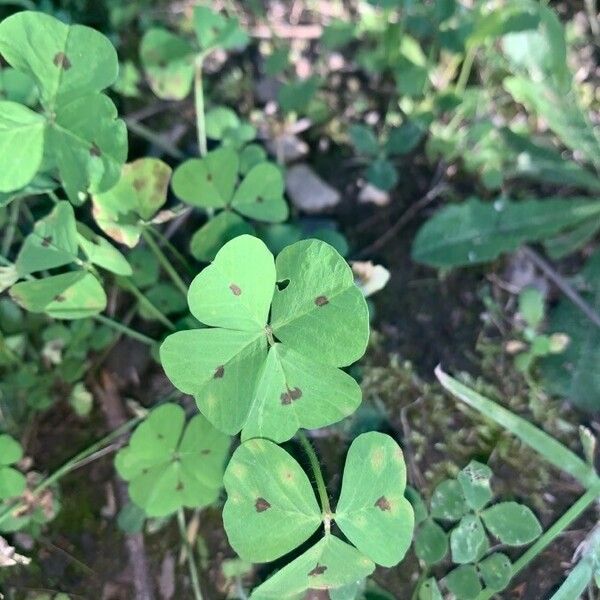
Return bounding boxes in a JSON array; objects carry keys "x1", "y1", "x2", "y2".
[
  {"x1": 297, "y1": 431, "x2": 332, "y2": 529},
  {"x1": 456, "y1": 45, "x2": 477, "y2": 94},
  {"x1": 125, "y1": 118, "x2": 186, "y2": 161},
  {"x1": 117, "y1": 277, "x2": 176, "y2": 330},
  {"x1": 475, "y1": 482, "x2": 600, "y2": 600},
  {"x1": 93, "y1": 314, "x2": 158, "y2": 346},
  {"x1": 141, "y1": 228, "x2": 188, "y2": 297},
  {"x1": 194, "y1": 55, "x2": 208, "y2": 157},
  {"x1": 1, "y1": 200, "x2": 20, "y2": 257},
  {"x1": 177, "y1": 508, "x2": 204, "y2": 600}
]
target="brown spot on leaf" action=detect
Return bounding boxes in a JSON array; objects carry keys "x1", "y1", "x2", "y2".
[
  {"x1": 315, "y1": 295, "x2": 329, "y2": 306},
  {"x1": 206, "y1": 173, "x2": 213, "y2": 182},
  {"x1": 133, "y1": 178, "x2": 145, "y2": 191},
  {"x1": 305, "y1": 590, "x2": 331, "y2": 600},
  {"x1": 201, "y1": 449, "x2": 211, "y2": 455},
  {"x1": 308, "y1": 564, "x2": 327, "y2": 577},
  {"x1": 229, "y1": 284, "x2": 242, "y2": 296},
  {"x1": 255, "y1": 497, "x2": 271, "y2": 512},
  {"x1": 280, "y1": 386, "x2": 302, "y2": 405},
  {"x1": 214, "y1": 365, "x2": 225, "y2": 379},
  {"x1": 157, "y1": 433, "x2": 164, "y2": 440},
  {"x1": 41, "y1": 236, "x2": 53, "y2": 247},
  {"x1": 256, "y1": 195, "x2": 263, "y2": 203},
  {"x1": 90, "y1": 142, "x2": 102, "y2": 157},
  {"x1": 53, "y1": 294, "x2": 66, "y2": 303},
  {"x1": 375, "y1": 496, "x2": 391, "y2": 511},
  {"x1": 142, "y1": 468, "x2": 149, "y2": 475},
  {"x1": 176, "y1": 481, "x2": 184, "y2": 491},
  {"x1": 53, "y1": 52, "x2": 71, "y2": 70}
]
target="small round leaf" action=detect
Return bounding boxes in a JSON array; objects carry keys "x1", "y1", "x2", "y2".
[
  {"x1": 481, "y1": 502, "x2": 542, "y2": 545},
  {"x1": 478, "y1": 552, "x2": 512, "y2": 592},
  {"x1": 414, "y1": 519, "x2": 448, "y2": 565},
  {"x1": 430, "y1": 479, "x2": 468, "y2": 521}
]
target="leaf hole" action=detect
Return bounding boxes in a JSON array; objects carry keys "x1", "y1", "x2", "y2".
[{"x1": 276, "y1": 279, "x2": 290, "y2": 291}]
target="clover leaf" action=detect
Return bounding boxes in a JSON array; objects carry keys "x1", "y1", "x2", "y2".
[
  {"x1": 0, "y1": 434, "x2": 26, "y2": 500},
  {"x1": 160, "y1": 235, "x2": 369, "y2": 441},
  {"x1": 92, "y1": 158, "x2": 172, "y2": 247},
  {"x1": 0, "y1": 11, "x2": 127, "y2": 201},
  {"x1": 172, "y1": 149, "x2": 288, "y2": 261},
  {"x1": 222, "y1": 433, "x2": 412, "y2": 592},
  {"x1": 115, "y1": 403, "x2": 231, "y2": 517}
]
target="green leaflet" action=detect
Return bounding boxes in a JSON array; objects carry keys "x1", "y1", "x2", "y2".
[
  {"x1": 480, "y1": 502, "x2": 542, "y2": 545},
  {"x1": 446, "y1": 564, "x2": 482, "y2": 600},
  {"x1": 412, "y1": 197, "x2": 600, "y2": 268},
  {"x1": 335, "y1": 432, "x2": 414, "y2": 567},
  {"x1": 115, "y1": 404, "x2": 230, "y2": 517},
  {"x1": 478, "y1": 553, "x2": 512, "y2": 592},
  {"x1": 76, "y1": 225, "x2": 132, "y2": 276},
  {"x1": 414, "y1": 519, "x2": 448, "y2": 564},
  {"x1": 92, "y1": 158, "x2": 172, "y2": 247},
  {"x1": 0, "y1": 434, "x2": 26, "y2": 501},
  {"x1": 160, "y1": 235, "x2": 368, "y2": 440},
  {"x1": 450, "y1": 514, "x2": 486, "y2": 564},
  {"x1": 250, "y1": 535, "x2": 375, "y2": 600},
  {"x1": 223, "y1": 434, "x2": 413, "y2": 571}
]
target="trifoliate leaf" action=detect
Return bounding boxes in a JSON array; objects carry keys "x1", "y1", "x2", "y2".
[
  {"x1": 161, "y1": 235, "x2": 369, "y2": 439},
  {"x1": 0, "y1": 101, "x2": 45, "y2": 193},
  {"x1": 222, "y1": 438, "x2": 322, "y2": 562},
  {"x1": 478, "y1": 552, "x2": 512, "y2": 591},
  {"x1": 481, "y1": 502, "x2": 542, "y2": 545},
  {"x1": 15, "y1": 201, "x2": 79, "y2": 276},
  {"x1": 430, "y1": 479, "x2": 468, "y2": 521},
  {"x1": 450, "y1": 514, "x2": 487, "y2": 564},
  {"x1": 335, "y1": 432, "x2": 413, "y2": 567},
  {"x1": 414, "y1": 519, "x2": 448, "y2": 564},
  {"x1": 0, "y1": 434, "x2": 26, "y2": 500},
  {"x1": 249, "y1": 535, "x2": 375, "y2": 600},
  {"x1": 10, "y1": 271, "x2": 106, "y2": 319},
  {"x1": 140, "y1": 28, "x2": 194, "y2": 100},
  {"x1": 115, "y1": 404, "x2": 230, "y2": 517},
  {"x1": 445, "y1": 565, "x2": 482, "y2": 600},
  {"x1": 193, "y1": 6, "x2": 248, "y2": 52},
  {"x1": 92, "y1": 158, "x2": 172, "y2": 246},
  {"x1": 172, "y1": 148, "x2": 239, "y2": 209},
  {"x1": 457, "y1": 460, "x2": 493, "y2": 511},
  {"x1": 190, "y1": 211, "x2": 255, "y2": 262},
  {"x1": 231, "y1": 163, "x2": 288, "y2": 223}
]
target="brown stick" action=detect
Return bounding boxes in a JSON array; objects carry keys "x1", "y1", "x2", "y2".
[{"x1": 94, "y1": 372, "x2": 156, "y2": 600}]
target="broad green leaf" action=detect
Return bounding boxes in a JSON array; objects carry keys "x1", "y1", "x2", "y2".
[
  {"x1": 193, "y1": 6, "x2": 249, "y2": 53},
  {"x1": 16, "y1": 201, "x2": 79, "y2": 276},
  {"x1": 0, "y1": 434, "x2": 23, "y2": 465},
  {"x1": 240, "y1": 144, "x2": 268, "y2": 175},
  {"x1": 10, "y1": 271, "x2": 106, "y2": 319},
  {"x1": 231, "y1": 163, "x2": 288, "y2": 223},
  {"x1": 205, "y1": 106, "x2": 255, "y2": 148},
  {"x1": 544, "y1": 219, "x2": 600, "y2": 260},
  {"x1": 414, "y1": 519, "x2": 448, "y2": 565},
  {"x1": 0, "y1": 101, "x2": 44, "y2": 192},
  {"x1": 115, "y1": 404, "x2": 230, "y2": 517},
  {"x1": 549, "y1": 559, "x2": 594, "y2": 600},
  {"x1": 430, "y1": 479, "x2": 468, "y2": 521},
  {"x1": 457, "y1": 461, "x2": 493, "y2": 510},
  {"x1": 250, "y1": 535, "x2": 375, "y2": 600},
  {"x1": 93, "y1": 158, "x2": 172, "y2": 247},
  {"x1": 335, "y1": 432, "x2": 413, "y2": 567},
  {"x1": 0, "y1": 67, "x2": 38, "y2": 105},
  {"x1": 412, "y1": 197, "x2": 600, "y2": 268},
  {"x1": 478, "y1": 553, "x2": 512, "y2": 592},
  {"x1": 450, "y1": 514, "x2": 486, "y2": 564},
  {"x1": 77, "y1": 225, "x2": 132, "y2": 276},
  {"x1": 0, "y1": 173, "x2": 57, "y2": 209},
  {"x1": 468, "y1": 3, "x2": 539, "y2": 47},
  {"x1": 349, "y1": 125, "x2": 379, "y2": 157},
  {"x1": 0, "y1": 434, "x2": 26, "y2": 500},
  {"x1": 171, "y1": 148, "x2": 238, "y2": 209},
  {"x1": 436, "y1": 367, "x2": 599, "y2": 488},
  {"x1": 190, "y1": 211, "x2": 255, "y2": 262},
  {"x1": 0, "y1": 11, "x2": 118, "y2": 108},
  {"x1": 242, "y1": 343, "x2": 361, "y2": 443},
  {"x1": 445, "y1": 565, "x2": 482, "y2": 600},
  {"x1": 139, "y1": 28, "x2": 194, "y2": 100},
  {"x1": 161, "y1": 236, "x2": 369, "y2": 439},
  {"x1": 222, "y1": 438, "x2": 322, "y2": 562},
  {"x1": 481, "y1": 502, "x2": 541, "y2": 545},
  {"x1": 386, "y1": 122, "x2": 426, "y2": 156},
  {"x1": 271, "y1": 240, "x2": 369, "y2": 366},
  {"x1": 278, "y1": 77, "x2": 319, "y2": 115}
]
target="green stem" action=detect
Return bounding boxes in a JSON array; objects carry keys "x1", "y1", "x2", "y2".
[
  {"x1": 125, "y1": 118, "x2": 185, "y2": 160},
  {"x1": 456, "y1": 45, "x2": 477, "y2": 94},
  {"x1": 178, "y1": 508, "x2": 204, "y2": 600},
  {"x1": 94, "y1": 314, "x2": 158, "y2": 346},
  {"x1": 146, "y1": 223, "x2": 194, "y2": 275},
  {"x1": 142, "y1": 228, "x2": 188, "y2": 297},
  {"x1": 475, "y1": 482, "x2": 600, "y2": 600},
  {"x1": 194, "y1": 56, "x2": 208, "y2": 157},
  {"x1": 297, "y1": 431, "x2": 332, "y2": 527},
  {"x1": 0, "y1": 416, "x2": 142, "y2": 526},
  {"x1": 1, "y1": 200, "x2": 20, "y2": 257},
  {"x1": 117, "y1": 277, "x2": 176, "y2": 330}
]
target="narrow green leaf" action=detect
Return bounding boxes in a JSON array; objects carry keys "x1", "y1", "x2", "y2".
[{"x1": 77, "y1": 225, "x2": 132, "y2": 276}]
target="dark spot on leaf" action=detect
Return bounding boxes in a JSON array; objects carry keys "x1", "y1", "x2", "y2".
[
  {"x1": 280, "y1": 386, "x2": 302, "y2": 405},
  {"x1": 256, "y1": 195, "x2": 263, "y2": 203},
  {"x1": 315, "y1": 295, "x2": 329, "y2": 306},
  {"x1": 255, "y1": 497, "x2": 271, "y2": 512},
  {"x1": 133, "y1": 178, "x2": 145, "y2": 191},
  {"x1": 375, "y1": 496, "x2": 391, "y2": 511},
  {"x1": 229, "y1": 283, "x2": 242, "y2": 296},
  {"x1": 201, "y1": 449, "x2": 211, "y2": 455},
  {"x1": 53, "y1": 294, "x2": 66, "y2": 303},
  {"x1": 41, "y1": 235, "x2": 53, "y2": 247},
  {"x1": 214, "y1": 365, "x2": 225, "y2": 379},
  {"x1": 305, "y1": 590, "x2": 331, "y2": 600},
  {"x1": 157, "y1": 433, "x2": 164, "y2": 440},
  {"x1": 276, "y1": 279, "x2": 290, "y2": 291},
  {"x1": 142, "y1": 468, "x2": 149, "y2": 475},
  {"x1": 90, "y1": 142, "x2": 102, "y2": 157},
  {"x1": 53, "y1": 52, "x2": 71, "y2": 70},
  {"x1": 176, "y1": 481, "x2": 184, "y2": 491},
  {"x1": 206, "y1": 173, "x2": 213, "y2": 182},
  {"x1": 308, "y1": 564, "x2": 327, "y2": 577}
]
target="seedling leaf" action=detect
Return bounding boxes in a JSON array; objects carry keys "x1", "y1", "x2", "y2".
[
  {"x1": 478, "y1": 552, "x2": 512, "y2": 591},
  {"x1": 457, "y1": 460, "x2": 493, "y2": 510},
  {"x1": 0, "y1": 435, "x2": 26, "y2": 500},
  {"x1": 430, "y1": 479, "x2": 468, "y2": 521},
  {"x1": 445, "y1": 564, "x2": 482, "y2": 600},
  {"x1": 481, "y1": 502, "x2": 542, "y2": 545},
  {"x1": 414, "y1": 519, "x2": 448, "y2": 564},
  {"x1": 450, "y1": 514, "x2": 486, "y2": 564}
]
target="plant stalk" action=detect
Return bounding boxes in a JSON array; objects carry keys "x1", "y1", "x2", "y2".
[
  {"x1": 178, "y1": 508, "x2": 204, "y2": 600},
  {"x1": 1, "y1": 200, "x2": 20, "y2": 257},
  {"x1": 194, "y1": 56, "x2": 208, "y2": 157},
  {"x1": 93, "y1": 314, "x2": 158, "y2": 346},
  {"x1": 142, "y1": 228, "x2": 188, "y2": 297},
  {"x1": 297, "y1": 431, "x2": 333, "y2": 529},
  {"x1": 456, "y1": 45, "x2": 477, "y2": 94},
  {"x1": 117, "y1": 277, "x2": 176, "y2": 330}
]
